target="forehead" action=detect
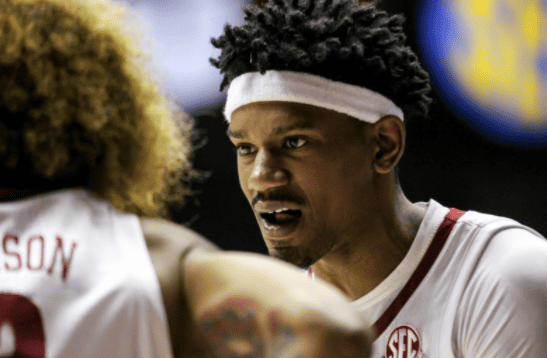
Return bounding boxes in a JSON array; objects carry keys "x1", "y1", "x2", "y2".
[{"x1": 228, "y1": 101, "x2": 352, "y2": 138}]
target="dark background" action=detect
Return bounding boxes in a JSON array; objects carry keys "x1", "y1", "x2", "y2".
[{"x1": 172, "y1": 0, "x2": 547, "y2": 254}]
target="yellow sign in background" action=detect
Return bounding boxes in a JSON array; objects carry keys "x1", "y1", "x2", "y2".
[{"x1": 450, "y1": 0, "x2": 547, "y2": 125}]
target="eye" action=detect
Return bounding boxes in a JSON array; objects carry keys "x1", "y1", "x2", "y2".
[
  {"x1": 284, "y1": 137, "x2": 307, "y2": 149},
  {"x1": 235, "y1": 144, "x2": 256, "y2": 157}
]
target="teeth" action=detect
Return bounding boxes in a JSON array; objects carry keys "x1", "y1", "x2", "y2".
[
  {"x1": 275, "y1": 208, "x2": 290, "y2": 213},
  {"x1": 261, "y1": 208, "x2": 292, "y2": 214}
]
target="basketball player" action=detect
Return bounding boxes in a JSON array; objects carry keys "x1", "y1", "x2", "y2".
[
  {"x1": 211, "y1": 0, "x2": 547, "y2": 356},
  {"x1": 0, "y1": 0, "x2": 373, "y2": 357}
]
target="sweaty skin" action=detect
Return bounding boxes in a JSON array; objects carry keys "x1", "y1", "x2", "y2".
[{"x1": 229, "y1": 101, "x2": 426, "y2": 301}]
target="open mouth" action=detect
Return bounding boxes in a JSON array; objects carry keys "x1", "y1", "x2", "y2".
[
  {"x1": 254, "y1": 201, "x2": 305, "y2": 238},
  {"x1": 260, "y1": 209, "x2": 302, "y2": 226}
]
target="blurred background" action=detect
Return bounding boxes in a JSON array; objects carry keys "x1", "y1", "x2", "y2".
[{"x1": 131, "y1": 0, "x2": 547, "y2": 253}]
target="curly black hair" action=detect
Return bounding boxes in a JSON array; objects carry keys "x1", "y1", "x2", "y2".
[{"x1": 211, "y1": 0, "x2": 431, "y2": 120}]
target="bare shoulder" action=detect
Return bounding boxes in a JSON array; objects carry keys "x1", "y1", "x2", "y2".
[
  {"x1": 139, "y1": 216, "x2": 218, "y2": 254},
  {"x1": 139, "y1": 216, "x2": 217, "y2": 287},
  {"x1": 139, "y1": 216, "x2": 218, "y2": 288},
  {"x1": 138, "y1": 217, "x2": 218, "y2": 357}
]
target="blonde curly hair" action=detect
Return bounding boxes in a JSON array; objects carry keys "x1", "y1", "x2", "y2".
[{"x1": 0, "y1": 0, "x2": 194, "y2": 217}]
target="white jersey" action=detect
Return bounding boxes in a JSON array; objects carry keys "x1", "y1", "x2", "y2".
[
  {"x1": 0, "y1": 189, "x2": 173, "y2": 358},
  {"x1": 351, "y1": 199, "x2": 547, "y2": 358}
]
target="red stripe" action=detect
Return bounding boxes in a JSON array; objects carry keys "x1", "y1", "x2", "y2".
[{"x1": 373, "y1": 208, "x2": 466, "y2": 336}]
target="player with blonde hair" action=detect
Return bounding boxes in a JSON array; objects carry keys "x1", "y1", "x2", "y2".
[
  {"x1": 0, "y1": 0, "x2": 372, "y2": 357},
  {"x1": 0, "y1": 0, "x2": 192, "y2": 216}
]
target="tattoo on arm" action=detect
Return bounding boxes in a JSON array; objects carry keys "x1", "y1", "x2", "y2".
[
  {"x1": 199, "y1": 306, "x2": 265, "y2": 357},
  {"x1": 198, "y1": 297, "x2": 305, "y2": 358},
  {"x1": 269, "y1": 327, "x2": 305, "y2": 358},
  {"x1": 268, "y1": 310, "x2": 305, "y2": 358}
]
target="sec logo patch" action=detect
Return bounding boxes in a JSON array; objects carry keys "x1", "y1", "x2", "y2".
[{"x1": 385, "y1": 325, "x2": 422, "y2": 358}]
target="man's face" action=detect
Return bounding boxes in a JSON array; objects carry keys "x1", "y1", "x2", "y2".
[{"x1": 228, "y1": 102, "x2": 377, "y2": 268}]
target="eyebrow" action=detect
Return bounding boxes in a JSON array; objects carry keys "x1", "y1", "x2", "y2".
[
  {"x1": 226, "y1": 120, "x2": 314, "y2": 139},
  {"x1": 226, "y1": 129, "x2": 246, "y2": 139},
  {"x1": 271, "y1": 121, "x2": 314, "y2": 135}
]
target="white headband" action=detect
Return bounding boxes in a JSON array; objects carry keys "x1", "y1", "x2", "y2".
[{"x1": 224, "y1": 70, "x2": 404, "y2": 123}]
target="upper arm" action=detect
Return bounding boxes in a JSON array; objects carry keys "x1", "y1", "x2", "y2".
[
  {"x1": 456, "y1": 228, "x2": 547, "y2": 358},
  {"x1": 183, "y1": 251, "x2": 373, "y2": 358},
  {"x1": 139, "y1": 217, "x2": 219, "y2": 357}
]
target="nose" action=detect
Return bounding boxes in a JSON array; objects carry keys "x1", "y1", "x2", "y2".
[{"x1": 247, "y1": 149, "x2": 289, "y2": 192}]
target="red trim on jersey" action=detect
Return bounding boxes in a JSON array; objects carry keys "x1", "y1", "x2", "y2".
[{"x1": 373, "y1": 208, "x2": 466, "y2": 337}]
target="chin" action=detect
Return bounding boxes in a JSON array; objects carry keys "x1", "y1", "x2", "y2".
[{"x1": 268, "y1": 246, "x2": 317, "y2": 268}]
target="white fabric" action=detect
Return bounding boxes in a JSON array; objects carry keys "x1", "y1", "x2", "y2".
[
  {"x1": 351, "y1": 200, "x2": 442, "y2": 326},
  {"x1": 0, "y1": 189, "x2": 173, "y2": 358},
  {"x1": 352, "y1": 199, "x2": 547, "y2": 358},
  {"x1": 224, "y1": 70, "x2": 404, "y2": 123}
]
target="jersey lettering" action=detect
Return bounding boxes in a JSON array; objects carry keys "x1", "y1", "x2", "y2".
[
  {"x1": 47, "y1": 237, "x2": 77, "y2": 281},
  {"x1": 1, "y1": 234, "x2": 77, "y2": 280},
  {"x1": 0, "y1": 293, "x2": 45, "y2": 358},
  {"x1": 397, "y1": 328, "x2": 407, "y2": 358},
  {"x1": 3, "y1": 235, "x2": 21, "y2": 271},
  {"x1": 386, "y1": 325, "x2": 422, "y2": 358},
  {"x1": 388, "y1": 330, "x2": 398, "y2": 357},
  {"x1": 0, "y1": 322, "x2": 16, "y2": 356},
  {"x1": 407, "y1": 329, "x2": 418, "y2": 358},
  {"x1": 27, "y1": 236, "x2": 45, "y2": 271}
]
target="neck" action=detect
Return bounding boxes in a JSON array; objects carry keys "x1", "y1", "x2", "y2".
[{"x1": 311, "y1": 177, "x2": 426, "y2": 301}]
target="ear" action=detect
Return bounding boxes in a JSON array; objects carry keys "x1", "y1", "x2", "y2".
[{"x1": 371, "y1": 115, "x2": 405, "y2": 174}]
